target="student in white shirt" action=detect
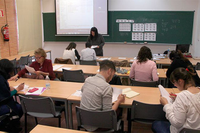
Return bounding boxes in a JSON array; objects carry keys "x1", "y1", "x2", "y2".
[
  {"x1": 152, "y1": 67, "x2": 200, "y2": 133},
  {"x1": 80, "y1": 42, "x2": 97, "y2": 61},
  {"x1": 62, "y1": 42, "x2": 80, "y2": 64}
]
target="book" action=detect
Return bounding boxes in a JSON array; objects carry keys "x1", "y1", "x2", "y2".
[
  {"x1": 122, "y1": 88, "x2": 139, "y2": 98},
  {"x1": 158, "y1": 85, "x2": 173, "y2": 104},
  {"x1": 25, "y1": 65, "x2": 35, "y2": 73}
]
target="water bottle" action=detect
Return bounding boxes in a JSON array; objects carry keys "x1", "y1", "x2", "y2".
[
  {"x1": 167, "y1": 48, "x2": 171, "y2": 58},
  {"x1": 45, "y1": 75, "x2": 50, "y2": 89}
]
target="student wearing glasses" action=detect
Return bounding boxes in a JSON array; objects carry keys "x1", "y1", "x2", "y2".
[{"x1": 9, "y1": 48, "x2": 55, "y2": 80}]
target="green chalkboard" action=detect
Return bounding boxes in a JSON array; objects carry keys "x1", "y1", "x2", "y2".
[{"x1": 43, "y1": 11, "x2": 194, "y2": 44}]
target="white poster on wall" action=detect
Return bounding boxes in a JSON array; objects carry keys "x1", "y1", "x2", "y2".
[
  {"x1": 132, "y1": 32, "x2": 143, "y2": 41},
  {"x1": 144, "y1": 33, "x2": 156, "y2": 41},
  {"x1": 145, "y1": 23, "x2": 157, "y2": 31},
  {"x1": 119, "y1": 23, "x2": 131, "y2": 31},
  {"x1": 132, "y1": 23, "x2": 144, "y2": 32}
]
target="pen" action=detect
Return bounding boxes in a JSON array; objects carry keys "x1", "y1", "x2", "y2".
[
  {"x1": 170, "y1": 93, "x2": 177, "y2": 97},
  {"x1": 15, "y1": 78, "x2": 19, "y2": 82}
]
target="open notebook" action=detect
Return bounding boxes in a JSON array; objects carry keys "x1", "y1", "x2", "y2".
[
  {"x1": 158, "y1": 85, "x2": 173, "y2": 104},
  {"x1": 122, "y1": 88, "x2": 139, "y2": 98}
]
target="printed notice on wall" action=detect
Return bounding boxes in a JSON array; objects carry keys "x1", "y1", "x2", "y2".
[
  {"x1": 119, "y1": 23, "x2": 131, "y2": 31},
  {"x1": 132, "y1": 33, "x2": 143, "y2": 41},
  {"x1": 145, "y1": 23, "x2": 157, "y2": 31},
  {"x1": 144, "y1": 33, "x2": 156, "y2": 41},
  {"x1": 132, "y1": 23, "x2": 144, "y2": 32}
]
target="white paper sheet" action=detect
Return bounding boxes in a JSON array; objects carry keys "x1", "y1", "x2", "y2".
[
  {"x1": 72, "y1": 90, "x2": 82, "y2": 97},
  {"x1": 14, "y1": 84, "x2": 29, "y2": 92},
  {"x1": 25, "y1": 87, "x2": 46, "y2": 95},
  {"x1": 158, "y1": 85, "x2": 173, "y2": 104},
  {"x1": 25, "y1": 65, "x2": 35, "y2": 73},
  {"x1": 98, "y1": 58, "x2": 111, "y2": 60},
  {"x1": 118, "y1": 57, "x2": 126, "y2": 59},
  {"x1": 57, "y1": 67, "x2": 72, "y2": 71},
  {"x1": 112, "y1": 87, "x2": 122, "y2": 103},
  {"x1": 91, "y1": 45, "x2": 98, "y2": 49},
  {"x1": 53, "y1": 65, "x2": 63, "y2": 71}
]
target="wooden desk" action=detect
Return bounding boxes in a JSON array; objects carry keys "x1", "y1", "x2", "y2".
[
  {"x1": 9, "y1": 78, "x2": 82, "y2": 128},
  {"x1": 30, "y1": 125, "x2": 88, "y2": 133},
  {"x1": 1, "y1": 50, "x2": 51, "y2": 60},
  {"x1": 96, "y1": 56, "x2": 200, "y2": 68},
  {"x1": 53, "y1": 64, "x2": 166, "y2": 78}
]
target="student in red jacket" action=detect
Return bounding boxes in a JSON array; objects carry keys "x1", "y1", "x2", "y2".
[{"x1": 9, "y1": 48, "x2": 55, "y2": 80}]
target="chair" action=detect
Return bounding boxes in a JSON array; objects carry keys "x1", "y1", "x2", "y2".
[
  {"x1": 76, "y1": 106, "x2": 123, "y2": 132},
  {"x1": 130, "y1": 79, "x2": 158, "y2": 87},
  {"x1": 109, "y1": 74, "x2": 122, "y2": 85},
  {"x1": 28, "y1": 56, "x2": 35, "y2": 65},
  {"x1": 17, "y1": 55, "x2": 30, "y2": 70},
  {"x1": 19, "y1": 95, "x2": 65, "y2": 133},
  {"x1": 54, "y1": 58, "x2": 73, "y2": 64},
  {"x1": 128, "y1": 100, "x2": 167, "y2": 132},
  {"x1": 79, "y1": 60, "x2": 97, "y2": 66},
  {"x1": 180, "y1": 128, "x2": 200, "y2": 133},
  {"x1": 10, "y1": 58, "x2": 18, "y2": 74},
  {"x1": 195, "y1": 62, "x2": 200, "y2": 70},
  {"x1": 62, "y1": 69, "x2": 85, "y2": 83}
]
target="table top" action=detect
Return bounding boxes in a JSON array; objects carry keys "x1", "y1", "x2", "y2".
[
  {"x1": 1, "y1": 50, "x2": 51, "y2": 61},
  {"x1": 9, "y1": 78, "x2": 83, "y2": 100},
  {"x1": 96, "y1": 56, "x2": 200, "y2": 66},
  {"x1": 30, "y1": 125, "x2": 88, "y2": 133},
  {"x1": 53, "y1": 64, "x2": 166, "y2": 78}
]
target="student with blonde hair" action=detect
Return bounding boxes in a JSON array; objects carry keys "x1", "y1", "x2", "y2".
[{"x1": 9, "y1": 48, "x2": 55, "y2": 80}]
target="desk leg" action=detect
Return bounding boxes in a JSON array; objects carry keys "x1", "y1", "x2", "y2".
[
  {"x1": 65, "y1": 100, "x2": 69, "y2": 128},
  {"x1": 68, "y1": 101, "x2": 73, "y2": 129}
]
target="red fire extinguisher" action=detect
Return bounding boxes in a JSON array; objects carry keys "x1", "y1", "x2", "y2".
[{"x1": 1, "y1": 24, "x2": 9, "y2": 41}]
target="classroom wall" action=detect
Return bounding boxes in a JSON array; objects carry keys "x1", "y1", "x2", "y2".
[
  {"x1": 16, "y1": 0, "x2": 42, "y2": 53},
  {"x1": 42, "y1": 0, "x2": 200, "y2": 61},
  {"x1": 0, "y1": 0, "x2": 18, "y2": 58}
]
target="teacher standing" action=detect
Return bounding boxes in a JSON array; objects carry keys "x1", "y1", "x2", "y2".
[{"x1": 87, "y1": 27, "x2": 105, "y2": 56}]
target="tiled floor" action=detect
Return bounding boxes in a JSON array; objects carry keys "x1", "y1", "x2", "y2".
[{"x1": 16, "y1": 104, "x2": 153, "y2": 133}]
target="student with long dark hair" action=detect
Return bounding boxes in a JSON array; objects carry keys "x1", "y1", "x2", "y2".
[
  {"x1": 166, "y1": 50, "x2": 200, "y2": 87},
  {"x1": 129, "y1": 46, "x2": 158, "y2": 82},
  {"x1": 0, "y1": 59, "x2": 24, "y2": 132},
  {"x1": 87, "y1": 27, "x2": 105, "y2": 56},
  {"x1": 152, "y1": 67, "x2": 200, "y2": 133},
  {"x1": 63, "y1": 42, "x2": 80, "y2": 64}
]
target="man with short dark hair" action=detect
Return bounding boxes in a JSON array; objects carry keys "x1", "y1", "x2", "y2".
[
  {"x1": 80, "y1": 60, "x2": 125, "y2": 131},
  {"x1": 80, "y1": 42, "x2": 97, "y2": 61}
]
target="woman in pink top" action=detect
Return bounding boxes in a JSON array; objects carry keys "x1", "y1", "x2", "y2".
[{"x1": 129, "y1": 46, "x2": 158, "y2": 82}]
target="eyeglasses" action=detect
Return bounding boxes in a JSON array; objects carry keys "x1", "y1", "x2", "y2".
[{"x1": 35, "y1": 56, "x2": 43, "y2": 59}]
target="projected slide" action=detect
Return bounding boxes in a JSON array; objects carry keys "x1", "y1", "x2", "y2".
[{"x1": 56, "y1": 0, "x2": 107, "y2": 35}]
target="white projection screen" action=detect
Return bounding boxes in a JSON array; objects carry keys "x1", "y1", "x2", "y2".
[{"x1": 56, "y1": 0, "x2": 108, "y2": 35}]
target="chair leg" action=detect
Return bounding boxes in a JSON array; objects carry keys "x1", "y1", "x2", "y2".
[
  {"x1": 127, "y1": 108, "x2": 131, "y2": 133},
  {"x1": 25, "y1": 114, "x2": 27, "y2": 133},
  {"x1": 34, "y1": 117, "x2": 38, "y2": 125},
  {"x1": 58, "y1": 117, "x2": 61, "y2": 127}
]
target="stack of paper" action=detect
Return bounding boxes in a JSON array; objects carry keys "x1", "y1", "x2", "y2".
[
  {"x1": 112, "y1": 87, "x2": 122, "y2": 102},
  {"x1": 122, "y1": 88, "x2": 139, "y2": 98},
  {"x1": 26, "y1": 87, "x2": 46, "y2": 95},
  {"x1": 25, "y1": 65, "x2": 35, "y2": 73},
  {"x1": 158, "y1": 85, "x2": 173, "y2": 104}
]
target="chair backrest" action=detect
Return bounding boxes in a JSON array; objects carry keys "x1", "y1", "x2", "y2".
[
  {"x1": 19, "y1": 95, "x2": 56, "y2": 117},
  {"x1": 62, "y1": 69, "x2": 85, "y2": 82},
  {"x1": 113, "y1": 60, "x2": 130, "y2": 67},
  {"x1": 54, "y1": 58, "x2": 73, "y2": 64},
  {"x1": 10, "y1": 58, "x2": 17, "y2": 67},
  {"x1": 131, "y1": 79, "x2": 158, "y2": 87},
  {"x1": 19, "y1": 55, "x2": 29, "y2": 65},
  {"x1": 76, "y1": 106, "x2": 117, "y2": 130},
  {"x1": 195, "y1": 62, "x2": 200, "y2": 70},
  {"x1": 131, "y1": 100, "x2": 167, "y2": 123},
  {"x1": 79, "y1": 60, "x2": 97, "y2": 66},
  {"x1": 28, "y1": 56, "x2": 35, "y2": 65},
  {"x1": 180, "y1": 128, "x2": 200, "y2": 133}
]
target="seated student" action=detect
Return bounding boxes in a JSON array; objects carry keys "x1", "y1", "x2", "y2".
[
  {"x1": 0, "y1": 59, "x2": 24, "y2": 132},
  {"x1": 9, "y1": 48, "x2": 56, "y2": 80},
  {"x1": 129, "y1": 46, "x2": 158, "y2": 82},
  {"x1": 63, "y1": 42, "x2": 80, "y2": 64},
  {"x1": 80, "y1": 42, "x2": 97, "y2": 61},
  {"x1": 166, "y1": 50, "x2": 200, "y2": 87},
  {"x1": 80, "y1": 60, "x2": 125, "y2": 131},
  {"x1": 152, "y1": 67, "x2": 200, "y2": 133}
]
